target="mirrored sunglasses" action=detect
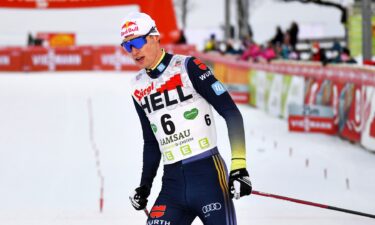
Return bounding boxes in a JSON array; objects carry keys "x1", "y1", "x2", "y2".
[{"x1": 120, "y1": 27, "x2": 155, "y2": 53}]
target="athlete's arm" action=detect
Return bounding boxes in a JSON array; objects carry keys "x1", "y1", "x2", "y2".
[
  {"x1": 132, "y1": 97, "x2": 161, "y2": 188},
  {"x1": 185, "y1": 57, "x2": 246, "y2": 171}
]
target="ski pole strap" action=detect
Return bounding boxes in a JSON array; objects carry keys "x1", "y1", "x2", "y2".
[{"x1": 252, "y1": 190, "x2": 375, "y2": 219}]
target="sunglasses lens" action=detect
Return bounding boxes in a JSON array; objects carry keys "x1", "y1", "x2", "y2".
[{"x1": 122, "y1": 37, "x2": 147, "y2": 53}]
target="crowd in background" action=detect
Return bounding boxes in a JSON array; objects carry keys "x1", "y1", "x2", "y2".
[{"x1": 200, "y1": 22, "x2": 357, "y2": 65}]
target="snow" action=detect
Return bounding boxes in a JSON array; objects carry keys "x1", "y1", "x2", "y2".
[{"x1": 0, "y1": 71, "x2": 374, "y2": 225}]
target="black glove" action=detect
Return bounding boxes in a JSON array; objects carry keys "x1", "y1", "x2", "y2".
[
  {"x1": 229, "y1": 168, "x2": 252, "y2": 199},
  {"x1": 129, "y1": 185, "x2": 151, "y2": 210}
]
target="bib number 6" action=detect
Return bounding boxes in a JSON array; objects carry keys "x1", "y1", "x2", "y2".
[{"x1": 161, "y1": 114, "x2": 175, "y2": 135}]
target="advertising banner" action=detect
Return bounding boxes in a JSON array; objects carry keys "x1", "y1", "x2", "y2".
[
  {"x1": 23, "y1": 46, "x2": 93, "y2": 71},
  {"x1": 267, "y1": 73, "x2": 283, "y2": 117},
  {"x1": 339, "y1": 84, "x2": 363, "y2": 142},
  {"x1": 288, "y1": 104, "x2": 337, "y2": 135},
  {"x1": 92, "y1": 46, "x2": 137, "y2": 71},
  {"x1": 225, "y1": 84, "x2": 249, "y2": 104},
  {"x1": 36, "y1": 32, "x2": 76, "y2": 47},
  {"x1": 304, "y1": 78, "x2": 323, "y2": 105},
  {"x1": 0, "y1": 47, "x2": 22, "y2": 71},
  {"x1": 253, "y1": 71, "x2": 268, "y2": 110},
  {"x1": 213, "y1": 63, "x2": 227, "y2": 83},
  {"x1": 248, "y1": 70, "x2": 257, "y2": 106},
  {"x1": 225, "y1": 66, "x2": 249, "y2": 104},
  {"x1": 0, "y1": 0, "x2": 180, "y2": 44},
  {"x1": 22, "y1": 47, "x2": 49, "y2": 71},
  {"x1": 361, "y1": 86, "x2": 375, "y2": 151},
  {"x1": 282, "y1": 76, "x2": 305, "y2": 118}
]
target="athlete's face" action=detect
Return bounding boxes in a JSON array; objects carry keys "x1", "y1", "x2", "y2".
[{"x1": 122, "y1": 35, "x2": 162, "y2": 69}]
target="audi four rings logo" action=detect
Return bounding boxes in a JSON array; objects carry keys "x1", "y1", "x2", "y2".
[{"x1": 202, "y1": 203, "x2": 222, "y2": 214}]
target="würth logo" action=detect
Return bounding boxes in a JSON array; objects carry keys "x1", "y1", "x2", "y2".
[
  {"x1": 193, "y1": 58, "x2": 208, "y2": 70},
  {"x1": 150, "y1": 205, "x2": 166, "y2": 218}
]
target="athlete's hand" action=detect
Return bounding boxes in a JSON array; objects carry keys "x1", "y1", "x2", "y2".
[
  {"x1": 229, "y1": 168, "x2": 252, "y2": 199},
  {"x1": 129, "y1": 185, "x2": 150, "y2": 210}
]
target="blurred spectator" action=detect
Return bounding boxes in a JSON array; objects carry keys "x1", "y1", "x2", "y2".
[
  {"x1": 288, "y1": 50, "x2": 299, "y2": 60},
  {"x1": 259, "y1": 42, "x2": 277, "y2": 62},
  {"x1": 288, "y1": 21, "x2": 299, "y2": 51},
  {"x1": 340, "y1": 47, "x2": 357, "y2": 64},
  {"x1": 218, "y1": 42, "x2": 228, "y2": 54},
  {"x1": 239, "y1": 39, "x2": 261, "y2": 61},
  {"x1": 310, "y1": 42, "x2": 328, "y2": 65},
  {"x1": 27, "y1": 32, "x2": 43, "y2": 46},
  {"x1": 310, "y1": 42, "x2": 321, "y2": 61},
  {"x1": 204, "y1": 33, "x2": 217, "y2": 52},
  {"x1": 330, "y1": 39, "x2": 342, "y2": 63},
  {"x1": 242, "y1": 35, "x2": 253, "y2": 49},
  {"x1": 280, "y1": 44, "x2": 291, "y2": 59},
  {"x1": 27, "y1": 33, "x2": 34, "y2": 46},
  {"x1": 175, "y1": 30, "x2": 187, "y2": 44},
  {"x1": 271, "y1": 26, "x2": 284, "y2": 46},
  {"x1": 224, "y1": 39, "x2": 243, "y2": 55}
]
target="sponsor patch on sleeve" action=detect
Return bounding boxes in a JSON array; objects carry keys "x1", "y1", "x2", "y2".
[
  {"x1": 193, "y1": 58, "x2": 208, "y2": 70},
  {"x1": 211, "y1": 81, "x2": 226, "y2": 96}
]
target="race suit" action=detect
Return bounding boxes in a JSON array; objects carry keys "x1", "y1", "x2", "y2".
[{"x1": 131, "y1": 50, "x2": 247, "y2": 225}]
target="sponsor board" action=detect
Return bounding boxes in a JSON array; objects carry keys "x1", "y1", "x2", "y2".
[
  {"x1": 252, "y1": 71, "x2": 269, "y2": 110},
  {"x1": 288, "y1": 104, "x2": 337, "y2": 134},
  {"x1": 361, "y1": 86, "x2": 375, "y2": 151},
  {"x1": 36, "y1": 32, "x2": 76, "y2": 47},
  {"x1": 0, "y1": 48, "x2": 22, "y2": 71},
  {"x1": 213, "y1": 62, "x2": 227, "y2": 83},
  {"x1": 267, "y1": 73, "x2": 283, "y2": 117},
  {"x1": 340, "y1": 84, "x2": 363, "y2": 142},
  {"x1": 23, "y1": 47, "x2": 92, "y2": 71},
  {"x1": 248, "y1": 70, "x2": 257, "y2": 106},
  {"x1": 225, "y1": 84, "x2": 249, "y2": 104},
  {"x1": 282, "y1": 76, "x2": 305, "y2": 118}
]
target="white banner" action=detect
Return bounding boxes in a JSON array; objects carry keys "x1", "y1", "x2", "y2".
[
  {"x1": 361, "y1": 86, "x2": 375, "y2": 152},
  {"x1": 267, "y1": 73, "x2": 283, "y2": 117},
  {"x1": 283, "y1": 76, "x2": 305, "y2": 118}
]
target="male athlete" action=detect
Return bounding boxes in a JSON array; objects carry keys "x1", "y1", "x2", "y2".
[{"x1": 121, "y1": 12, "x2": 252, "y2": 225}]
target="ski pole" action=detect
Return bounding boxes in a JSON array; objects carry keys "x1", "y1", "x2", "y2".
[
  {"x1": 144, "y1": 208, "x2": 149, "y2": 217},
  {"x1": 252, "y1": 190, "x2": 375, "y2": 219}
]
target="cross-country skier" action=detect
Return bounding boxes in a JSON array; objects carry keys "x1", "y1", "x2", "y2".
[{"x1": 122, "y1": 12, "x2": 252, "y2": 225}]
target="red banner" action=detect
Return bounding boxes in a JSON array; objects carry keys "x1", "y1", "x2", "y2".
[
  {"x1": 36, "y1": 32, "x2": 76, "y2": 47},
  {"x1": 23, "y1": 46, "x2": 93, "y2": 71},
  {"x1": 229, "y1": 92, "x2": 249, "y2": 104},
  {"x1": 0, "y1": 0, "x2": 179, "y2": 44},
  {"x1": 288, "y1": 115, "x2": 337, "y2": 135},
  {"x1": 0, "y1": 47, "x2": 23, "y2": 71},
  {"x1": 371, "y1": 117, "x2": 375, "y2": 138},
  {"x1": 92, "y1": 46, "x2": 138, "y2": 71},
  {"x1": 340, "y1": 85, "x2": 364, "y2": 142}
]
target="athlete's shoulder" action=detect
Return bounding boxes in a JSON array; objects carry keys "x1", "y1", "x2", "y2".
[
  {"x1": 185, "y1": 56, "x2": 210, "y2": 71},
  {"x1": 184, "y1": 56, "x2": 214, "y2": 83},
  {"x1": 130, "y1": 69, "x2": 147, "y2": 86}
]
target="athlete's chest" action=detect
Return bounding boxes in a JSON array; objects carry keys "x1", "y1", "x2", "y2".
[{"x1": 132, "y1": 62, "x2": 198, "y2": 115}]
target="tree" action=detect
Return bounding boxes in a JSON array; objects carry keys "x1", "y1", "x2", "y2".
[
  {"x1": 174, "y1": 0, "x2": 195, "y2": 29},
  {"x1": 276, "y1": 0, "x2": 348, "y2": 24}
]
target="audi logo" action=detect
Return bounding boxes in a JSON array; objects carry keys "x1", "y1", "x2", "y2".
[{"x1": 202, "y1": 202, "x2": 222, "y2": 214}]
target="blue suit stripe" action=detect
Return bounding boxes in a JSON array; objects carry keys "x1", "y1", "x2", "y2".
[{"x1": 213, "y1": 155, "x2": 236, "y2": 225}]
